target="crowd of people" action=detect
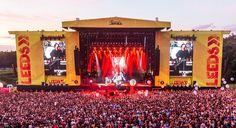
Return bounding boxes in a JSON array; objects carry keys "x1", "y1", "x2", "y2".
[{"x1": 0, "y1": 89, "x2": 235, "y2": 127}]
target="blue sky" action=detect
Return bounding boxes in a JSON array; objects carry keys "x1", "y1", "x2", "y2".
[{"x1": 0, "y1": 0, "x2": 235, "y2": 47}]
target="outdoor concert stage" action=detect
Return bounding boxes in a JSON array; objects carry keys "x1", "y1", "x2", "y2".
[{"x1": 9, "y1": 17, "x2": 229, "y2": 90}]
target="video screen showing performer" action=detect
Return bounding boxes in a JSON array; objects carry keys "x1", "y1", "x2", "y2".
[
  {"x1": 43, "y1": 40, "x2": 66, "y2": 76},
  {"x1": 170, "y1": 40, "x2": 193, "y2": 76}
]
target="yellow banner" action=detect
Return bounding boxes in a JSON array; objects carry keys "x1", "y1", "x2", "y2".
[
  {"x1": 16, "y1": 35, "x2": 31, "y2": 85},
  {"x1": 15, "y1": 31, "x2": 80, "y2": 86},
  {"x1": 170, "y1": 31, "x2": 223, "y2": 87}
]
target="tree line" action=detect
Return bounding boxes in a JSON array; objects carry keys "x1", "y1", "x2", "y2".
[
  {"x1": 222, "y1": 34, "x2": 236, "y2": 82},
  {"x1": 0, "y1": 51, "x2": 16, "y2": 68}
]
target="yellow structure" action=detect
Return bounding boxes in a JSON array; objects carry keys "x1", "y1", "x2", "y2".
[{"x1": 9, "y1": 17, "x2": 229, "y2": 88}]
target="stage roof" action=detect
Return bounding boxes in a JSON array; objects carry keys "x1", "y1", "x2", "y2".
[{"x1": 62, "y1": 17, "x2": 171, "y2": 29}]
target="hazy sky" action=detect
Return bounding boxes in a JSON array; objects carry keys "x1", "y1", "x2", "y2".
[{"x1": 0, "y1": 0, "x2": 235, "y2": 46}]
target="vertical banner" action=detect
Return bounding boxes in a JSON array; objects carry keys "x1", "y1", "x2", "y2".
[
  {"x1": 17, "y1": 35, "x2": 31, "y2": 85},
  {"x1": 206, "y1": 35, "x2": 221, "y2": 86},
  {"x1": 192, "y1": 32, "x2": 223, "y2": 87}
]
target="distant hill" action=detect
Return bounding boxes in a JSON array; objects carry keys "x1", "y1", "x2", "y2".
[{"x1": 0, "y1": 45, "x2": 16, "y2": 51}]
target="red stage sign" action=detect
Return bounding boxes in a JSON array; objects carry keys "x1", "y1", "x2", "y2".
[
  {"x1": 206, "y1": 35, "x2": 220, "y2": 86},
  {"x1": 18, "y1": 35, "x2": 31, "y2": 84}
]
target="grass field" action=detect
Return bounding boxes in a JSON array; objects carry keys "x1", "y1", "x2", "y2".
[{"x1": 0, "y1": 69, "x2": 17, "y2": 86}]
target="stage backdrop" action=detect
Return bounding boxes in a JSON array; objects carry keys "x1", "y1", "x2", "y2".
[
  {"x1": 13, "y1": 30, "x2": 225, "y2": 87},
  {"x1": 13, "y1": 31, "x2": 80, "y2": 86}
]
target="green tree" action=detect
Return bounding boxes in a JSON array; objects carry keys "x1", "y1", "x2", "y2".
[
  {"x1": 0, "y1": 51, "x2": 16, "y2": 68},
  {"x1": 222, "y1": 34, "x2": 236, "y2": 83}
]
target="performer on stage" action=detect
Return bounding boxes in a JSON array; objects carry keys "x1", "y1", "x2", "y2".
[
  {"x1": 174, "y1": 43, "x2": 191, "y2": 76},
  {"x1": 48, "y1": 42, "x2": 66, "y2": 75},
  {"x1": 112, "y1": 71, "x2": 126, "y2": 85},
  {"x1": 50, "y1": 42, "x2": 65, "y2": 60}
]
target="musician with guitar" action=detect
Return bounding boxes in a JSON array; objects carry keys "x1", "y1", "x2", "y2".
[
  {"x1": 48, "y1": 42, "x2": 66, "y2": 75},
  {"x1": 174, "y1": 43, "x2": 192, "y2": 76}
]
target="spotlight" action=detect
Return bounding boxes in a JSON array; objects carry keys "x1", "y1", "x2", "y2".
[
  {"x1": 223, "y1": 81, "x2": 227, "y2": 85},
  {"x1": 129, "y1": 79, "x2": 137, "y2": 86},
  {"x1": 226, "y1": 84, "x2": 230, "y2": 89},
  {"x1": 0, "y1": 82, "x2": 3, "y2": 88},
  {"x1": 89, "y1": 79, "x2": 93, "y2": 83},
  {"x1": 230, "y1": 77, "x2": 235, "y2": 81},
  {"x1": 222, "y1": 78, "x2": 225, "y2": 82},
  {"x1": 220, "y1": 87, "x2": 225, "y2": 91}
]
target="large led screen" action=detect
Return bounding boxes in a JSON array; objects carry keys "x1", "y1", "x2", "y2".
[
  {"x1": 43, "y1": 40, "x2": 66, "y2": 76},
  {"x1": 170, "y1": 40, "x2": 193, "y2": 76}
]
